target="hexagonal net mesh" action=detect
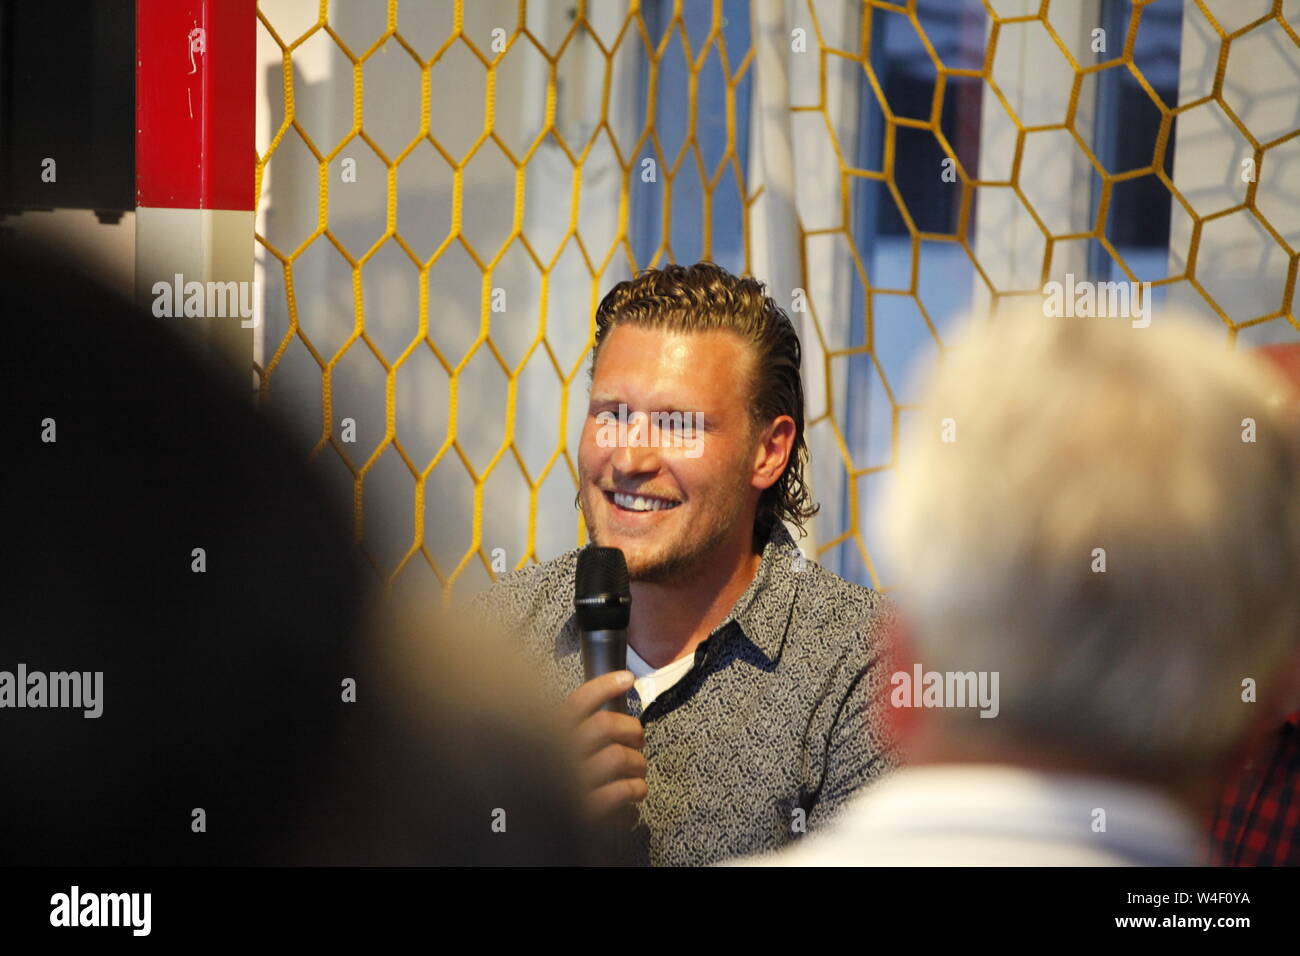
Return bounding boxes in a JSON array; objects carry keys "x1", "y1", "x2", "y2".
[{"x1": 253, "y1": 0, "x2": 1299, "y2": 600}]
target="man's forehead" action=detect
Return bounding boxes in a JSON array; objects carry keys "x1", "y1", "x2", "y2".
[{"x1": 591, "y1": 324, "x2": 753, "y2": 403}]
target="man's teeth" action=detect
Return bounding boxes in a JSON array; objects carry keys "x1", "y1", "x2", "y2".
[{"x1": 612, "y1": 492, "x2": 679, "y2": 512}]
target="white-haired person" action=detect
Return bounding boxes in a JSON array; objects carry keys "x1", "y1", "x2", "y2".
[{"x1": 742, "y1": 302, "x2": 1300, "y2": 866}]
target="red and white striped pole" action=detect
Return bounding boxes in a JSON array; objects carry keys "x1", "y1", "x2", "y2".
[{"x1": 134, "y1": 0, "x2": 256, "y2": 388}]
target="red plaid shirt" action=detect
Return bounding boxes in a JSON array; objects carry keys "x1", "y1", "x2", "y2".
[{"x1": 1209, "y1": 711, "x2": 1300, "y2": 866}]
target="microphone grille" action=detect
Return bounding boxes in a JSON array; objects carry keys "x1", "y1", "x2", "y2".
[{"x1": 575, "y1": 546, "x2": 631, "y2": 630}]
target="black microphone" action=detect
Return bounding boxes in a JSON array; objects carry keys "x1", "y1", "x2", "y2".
[{"x1": 575, "y1": 546, "x2": 632, "y2": 714}]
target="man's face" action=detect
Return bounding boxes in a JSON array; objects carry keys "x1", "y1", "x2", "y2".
[{"x1": 578, "y1": 325, "x2": 762, "y2": 583}]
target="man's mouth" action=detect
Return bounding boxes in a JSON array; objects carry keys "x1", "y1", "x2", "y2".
[{"x1": 605, "y1": 490, "x2": 682, "y2": 513}]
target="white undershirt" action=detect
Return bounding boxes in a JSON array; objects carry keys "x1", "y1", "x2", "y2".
[{"x1": 626, "y1": 645, "x2": 696, "y2": 709}]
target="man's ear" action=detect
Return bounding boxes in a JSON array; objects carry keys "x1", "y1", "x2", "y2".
[{"x1": 751, "y1": 415, "x2": 796, "y2": 492}]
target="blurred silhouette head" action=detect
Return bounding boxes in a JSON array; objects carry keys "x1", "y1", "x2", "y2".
[
  {"x1": 0, "y1": 237, "x2": 585, "y2": 865},
  {"x1": 879, "y1": 305, "x2": 1300, "y2": 791}
]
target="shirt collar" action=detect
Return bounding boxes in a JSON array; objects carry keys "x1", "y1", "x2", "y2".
[{"x1": 710, "y1": 522, "x2": 801, "y2": 664}]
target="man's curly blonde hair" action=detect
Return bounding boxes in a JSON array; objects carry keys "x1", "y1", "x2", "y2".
[{"x1": 590, "y1": 260, "x2": 818, "y2": 540}]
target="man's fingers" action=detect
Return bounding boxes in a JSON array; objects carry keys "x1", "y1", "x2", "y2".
[
  {"x1": 584, "y1": 776, "x2": 649, "y2": 818},
  {"x1": 563, "y1": 671, "x2": 635, "y2": 722},
  {"x1": 573, "y1": 709, "x2": 644, "y2": 758},
  {"x1": 579, "y1": 742, "x2": 648, "y2": 792},
  {"x1": 561, "y1": 673, "x2": 647, "y2": 818}
]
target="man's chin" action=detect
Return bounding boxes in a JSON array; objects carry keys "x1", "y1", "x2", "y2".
[
  {"x1": 626, "y1": 558, "x2": 683, "y2": 584},
  {"x1": 591, "y1": 537, "x2": 657, "y2": 576},
  {"x1": 623, "y1": 542, "x2": 711, "y2": 584},
  {"x1": 582, "y1": 499, "x2": 712, "y2": 582},
  {"x1": 583, "y1": 531, "x2": 675, "y2": 582}
]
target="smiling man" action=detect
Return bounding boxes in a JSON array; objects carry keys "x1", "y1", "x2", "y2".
[{"x1": 471, "y1": 261, "x2": 899, "y2": 865}]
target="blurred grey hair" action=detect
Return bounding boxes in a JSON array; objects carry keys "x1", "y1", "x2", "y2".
[{"x1": 879, "y1": 304, "x2": 1300, "y2": 780}]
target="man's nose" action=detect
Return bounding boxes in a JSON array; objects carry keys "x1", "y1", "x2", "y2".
[{"x1": 611, "y1": 415, "x2": 662, "y2": 476}]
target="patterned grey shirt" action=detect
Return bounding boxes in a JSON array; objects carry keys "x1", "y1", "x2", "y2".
[{"x1": 469, "y1": 522, "x2": 900, "y2": 866}]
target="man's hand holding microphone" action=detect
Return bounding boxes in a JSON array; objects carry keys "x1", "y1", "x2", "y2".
[{"x1": 570, "y1": 547, "x2": 647, "y2": 831}]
